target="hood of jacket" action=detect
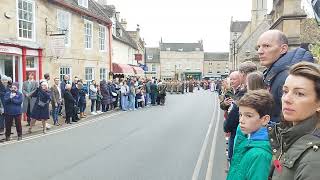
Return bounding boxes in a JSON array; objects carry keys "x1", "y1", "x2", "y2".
[
  {"x1": 247, "y1": 127, "x2": 272, "y2": 153},
  {"x1": 264, "y1": 47, "x2": 314, "y2": 86}
]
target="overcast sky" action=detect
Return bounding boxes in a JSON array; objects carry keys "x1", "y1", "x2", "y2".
[{"x1": 105, "y1": 0, "x2": 313, "y2": 52}]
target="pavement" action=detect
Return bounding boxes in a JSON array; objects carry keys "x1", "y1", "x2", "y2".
[{"x1": 0, "y1": 90, "x2": 227, "y2": 180}]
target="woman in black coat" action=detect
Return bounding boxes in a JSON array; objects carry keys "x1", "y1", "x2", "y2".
[
  {"x1": 64, "y1": 84, "x2": 77, "y2": 124},
  {"x1": 29, "y1": 81, "x2": 51, "y2": 134}
]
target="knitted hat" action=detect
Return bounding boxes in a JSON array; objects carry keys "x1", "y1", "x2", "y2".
[{"x1": 12, "y1": 82, "x2": 19, "y2": 89}]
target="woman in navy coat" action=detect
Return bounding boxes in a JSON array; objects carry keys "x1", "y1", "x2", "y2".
[{"x1": 29, "y1": 81, "x2": 51, "y2": 134}]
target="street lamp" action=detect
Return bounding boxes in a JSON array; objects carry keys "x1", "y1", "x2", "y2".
[{"x1": 230, "y1": 39, "x2": 239, "y2": 70}]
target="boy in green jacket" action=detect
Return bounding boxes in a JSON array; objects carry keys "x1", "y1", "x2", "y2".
[{"x1": 227, "y1": 89, "x2": 274, "y2": 180}]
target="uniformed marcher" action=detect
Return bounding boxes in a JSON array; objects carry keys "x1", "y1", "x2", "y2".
[{"x1": 268, "y1": 62, "x2": 320, "y2": 180}]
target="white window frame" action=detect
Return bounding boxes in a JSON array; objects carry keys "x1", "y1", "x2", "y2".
[
  {"x1": 17, "y1": 0, "x2": 36, "y2": 41},
  {"x1": 100, "y1": 68, "x2": 107, "y2": 80},
  {"x1": 57, "y1": 9, "x2": 71, "y2": 47},
  {"x1": 85, "y1": 67, "x2": 94, "y2": 82},
  {"x1": 98, "y1": 25, "x2": 106, "y2": 51},
  {"x1": 78, "y1": 0, "x2": 88, "y2": 8},
  {"x1": 84, "y1": 20, "x2": 93, "y2": 49},
  {"x1": 151, "y1": 64, "x2": 156, "y2": 72},
  {"x1": 59, "y1": 67, "x2": 72, "y2": 82}
]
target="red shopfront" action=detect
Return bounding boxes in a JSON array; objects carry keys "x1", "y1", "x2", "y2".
[{"x1": 0, "y1": 43, "x2": 43, "y2": 89}]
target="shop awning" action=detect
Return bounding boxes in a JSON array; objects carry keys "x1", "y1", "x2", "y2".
[
  {"x1": 131, "y1": 66, "x2": 145, "y2": 76},
  {"x1": 112, "y1": 63, "x2": 135, "y2": 75}
]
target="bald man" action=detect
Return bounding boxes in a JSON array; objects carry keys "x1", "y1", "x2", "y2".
[{"x1": 257, "y1": 30, "x2": 314, "y2": 123}]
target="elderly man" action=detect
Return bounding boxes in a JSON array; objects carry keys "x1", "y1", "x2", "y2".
[
  {"x1": 257, "y1": 30, "x2": 314, "y2": 122},
  {"x1": 220, "y1": 71, "x2": 242, "y2": 111}
]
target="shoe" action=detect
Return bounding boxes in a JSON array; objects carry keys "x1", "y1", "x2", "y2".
[
  {"x1": 17, "y1": 136, "x2": 22, "y2": 141},
  {"x1": 72, "y1": 120, "x2": 78, "y2": 123},
  {"x1": 96, "y1": 111, "x2": 102, "y2": 114},
  {"x1": 91, "y1": 112, "x2": 97, "y2": 115},
  {"x1": 28, "y1": 128, "x2": 32, "y2": 134},
  {"x1": 5, "y1": 137, "x2": 10, "y2": 141},
  {"x1": 43, "y1": 129, "x2": 47, "y2": 134}
]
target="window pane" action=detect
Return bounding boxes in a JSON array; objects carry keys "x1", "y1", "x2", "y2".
[
  {"x1": 18, "y1": 0, "x2": 22, "y2": 9},
  {"x1": 19, "y1": 29, "x2": 22, "y2": 37},
  {"x1": 28, "y1": 3, "x2": 32, "y2": 12},
  {"x1": 23, "y1": 30, "x2": 27, "y2": 38},
  {"x1": 23, "y1": 1, "x2": 27, "y2": 10}
]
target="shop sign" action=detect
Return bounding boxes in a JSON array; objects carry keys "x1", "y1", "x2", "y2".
[
  {"x1": 26, "y1": 49, "x2": 38, "y2": 56},
  {"x1": 0, "y1": 45, "x2": 22, "y2": 55}
]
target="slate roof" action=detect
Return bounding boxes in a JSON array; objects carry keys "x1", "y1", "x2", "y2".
[
  {"x1": 112, "y1": 22, "x2": 138, "y2": 49},
  {"x1": 145, "y1": 48, "x2": 160, "y2": 63},
  {"x1": 52, "y1": 0, "x2": 112, "y2": 24},
  {"x1": 160, "y1": 43, "x2": 203, "y2": 52},
  {"x1": 230, "y1": 21, "x2": 250, "y2": 32},
  {"x1": 204, "y1": 52, "x2": 229, "y2": 61}
]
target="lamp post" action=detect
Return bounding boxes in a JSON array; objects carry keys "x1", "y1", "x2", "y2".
[{"x1": 230, "y1": 40, "x2": 239, "y2": 70}]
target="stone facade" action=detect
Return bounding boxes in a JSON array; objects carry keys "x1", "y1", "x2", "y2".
[
  {"x1": 203, "y1": 53, "x2": 229, "y2": 78},
  {"x1": 159, "y1": 42, "x2": 204, "y2": 80},
  {"x1": 0, "y1": 0, "x2": 113, "y2": 85},
  {"x1": 145, "y1": 47, "x2": 160, "y2": 79}
]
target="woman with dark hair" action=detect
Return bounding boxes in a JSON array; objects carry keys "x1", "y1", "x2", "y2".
[
  {"x1": 269, "y1": 62, "x2": 320, "y2": 179},
  {"x1": 78, "y1": 81, "x2": 87, "y2": 118},
  {"x1": 29, "y1": 81, "x2": 51, "y2": 134},
  {"x1": 246, "y1": 71, "x2": 266, "y2": 91}
]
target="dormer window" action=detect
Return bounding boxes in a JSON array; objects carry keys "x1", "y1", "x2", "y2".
[
  {"x1": 78, "y1": 0, "x2": 88, "y2": 8},
  {"x1": 166, "y1": 48, "x2": 170, "y2": 51},
  {"x1": 178, "y1": 48, "x2": 183, "y2": 52}
]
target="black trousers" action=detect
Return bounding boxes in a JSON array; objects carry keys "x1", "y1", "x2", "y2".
[{"x1": 5, "y1": 114, "x2": 22, "y2": 137}]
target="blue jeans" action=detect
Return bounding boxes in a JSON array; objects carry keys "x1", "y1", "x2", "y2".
[
  {"x1": 79, "y1": 103, "x2": 86, "y2": 113},
  {"x1": 145, "y1": 93, "x2": 150, "y2": 105},
  {"x1": 0, "y1": 114, "x2": 5, "y2": 129},
  {"x1": 121, "y1": 95, "x2": 128, "y2": 111},
  {"x1": 128, "y1": 94, "x2": 135, "y2": 110},
  {"x1": 52, "y1": 105, "x2": 61, "y2": 124}
]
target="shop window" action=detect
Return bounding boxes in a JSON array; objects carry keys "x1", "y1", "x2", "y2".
[
  {"x1": 85, "y1": 67, "x2": 94, "y2": 82},
  {"x1": 26, "y1": 57, "x2": 35, "y2": 68},
  {"x1": 60, "y1": 67, "x2": 71, "y2": 81},
  {"x1": 99, "y1": 25, "x2": 106, "y2": 51},
  {"x1": 18, "y1": 0, "x2": 35, "y2": 40},
  {"x1": 100, "y1": 68, "x2": 106, "y2": 81},
  {"x1": 84, "y1": 20, "x2": 93, "y2": 49}
]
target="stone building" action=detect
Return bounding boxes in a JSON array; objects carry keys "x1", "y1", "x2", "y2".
[
  {"x1": 159, "y1": 42, "x2": 204, "y2": 81},
  {"x1": 100, "y1": 4, "x2": 145, "y2": 77},
  {"x1": 145, "y1": 47, "x2": 161, "y2": 80},
  {"x1": 229, "y1": 0, "x2": 269, "y2": 70},
  {"x1": 0, "y1": 0, "x2": 113, "y2": 87},
  {"x1": 203, "y1": 52, "x2": 229, "y2": 79}
]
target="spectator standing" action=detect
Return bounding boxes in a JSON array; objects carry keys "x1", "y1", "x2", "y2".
[
  {"x1": 257, "y1": 30, "x2": 314, "y2": 123},
  {"x1": 22, "y1": 72, "x2": 38, "y2": 126},
  {"x1": 96, "y1": 84, "x2": 102, "y2": 114},
  {"x1": 120, "y1": 80, "x2": 129, "y2": 111},
  {"x1": 128, "y1": 80, "x2": 136, "y2": 110},
  {"x1": 51, "y1": 77, "x2": 62, "y2": 126},
  {"x1": 78, "y1": 81, "x2": 87, "y2": 118},
  {"x1": 29, "y1": 81, "x2": 51, "y2": 134},
  {"x1": 0, "y1": 75, "x2": 10, "y2": 134},
  {"x1": 63, "y1": 84, "x2": 77, "y2": 124},
  {"x1": 3, "y1": 83, "x2": 23, "y2": 141},
  {"x1": 89, "y1": 80, "x2": 97, "y2": 115}
]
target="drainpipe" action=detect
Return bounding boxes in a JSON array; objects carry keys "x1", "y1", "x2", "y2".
[{"x1": 107, "y1": 24, "x2": 112, "y2": 79}]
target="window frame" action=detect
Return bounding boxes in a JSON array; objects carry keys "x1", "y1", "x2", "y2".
[
  {"x1": 84, "y1": 19, "x2": 93, "y2": 49},
  {"x1": 17, "y1": 0, "x2": 36, "y2": 41},
  {"x1": 85, "y1": 67, "x2": 94, "y2": 82},
  {"x1": 57, "y1": 9, "x2": 71, "y2": 47},
  {"x1": 98, "y1": 25, "x2": 106, "y2": 51},
  {"x1": 78, "y1": 0, "x2": 88, "y2": 8},
  {"x1": 151, "y1": 64, "x2": 156, "y2": 72},
  {"x1": 59, "y1": 67, "x2": 72, "y2": 82},
  {"x1": 100, "y1": 68, "x2": 107, "y2": 81}
]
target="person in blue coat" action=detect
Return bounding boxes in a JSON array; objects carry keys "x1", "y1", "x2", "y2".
[
  {"x1": 29, "y1": 81, "x2": 51, "y2": 134},
  {"x1": 257, "y1": 30, "x2": 314, "y2": 123},
  {"x1": 3, "y1": 82, "x2": 23, "y2": 141}
]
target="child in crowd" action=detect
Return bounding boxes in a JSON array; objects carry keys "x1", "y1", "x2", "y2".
[
  {"x1": 227, "y1": 89, "x2": 274, "y2": 180},
  {"x1": 135, "y1": 88, "x2": 143, "y2": 108}
]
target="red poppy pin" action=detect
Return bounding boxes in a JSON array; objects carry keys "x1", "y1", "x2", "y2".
[{"x1": 274, "y1": 160, "x2": 282, "y2": 173}]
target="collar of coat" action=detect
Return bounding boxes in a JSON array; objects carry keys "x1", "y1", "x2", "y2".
[{"x1": 280, "y1": 115, "x2": 318, "y2": 152}]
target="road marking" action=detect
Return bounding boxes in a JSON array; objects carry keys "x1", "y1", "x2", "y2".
[
  {"x1": 192, "y1": 94, "x2": 217, "y2": 180},
  {"x1": 0, "y1": 112, "x2": 123, "y2": 147},
  {"x1": 205, "y1": 100, "x2": 221, "y2": 180}
]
